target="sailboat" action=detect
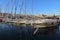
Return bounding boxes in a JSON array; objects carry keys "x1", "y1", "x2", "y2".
[
  {"x1": 33, "y1": 14, "x2": 59, "y2": 28},
  {"x1": 33, "y1": 14, "x2": 59, "y2": 34}
]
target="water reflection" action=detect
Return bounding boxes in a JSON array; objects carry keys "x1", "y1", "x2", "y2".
[
  {"x1": 35, "y1": 26, "x2": 58, "y2": 35},
  {"x1": 0, "y1": 23, "x2": 60, "y2": 40}
]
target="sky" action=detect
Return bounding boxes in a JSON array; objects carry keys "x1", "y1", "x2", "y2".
[{"x1": 0, "y1": 0, "x2": 60, "y2": 15}]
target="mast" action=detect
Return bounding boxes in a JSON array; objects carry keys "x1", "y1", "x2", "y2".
[
  {"x1": 19, "y1": 0, "x2": 24, "y2": 15},
  {"x1": 10, "y1": 0, "x2": 14, "y2": 14},
  {"x1": 14, "y1": 0, "x2": 17, "y2": 15},
  {"x1": 11, "y1": 6, "x2": 13, "y2": 14},
  {"x1": 31, "y1": 0, "x2": 34, "y2": 20},
  {"x1": 14, "y1": 0, "x2": 19, "y2": 15},
  {"x1": 32, "y1": 0, "x2": 33, "y2": 15},
  {"x1": 0, "y1": 5, "x2": 2, "y2": 13},
  {"x1": 5, "y1": 0, "x2": 10, "y2": 13},
  {"x1": 24, "y1": 0, "x2": 26, "y2": 15},
  {"x1": 23, "y1": 0, "x2": 27, "y2": 20},
  {"x1": 14, "y1": 0, "x2": 19, "y2": 19},
  {"x1": 10, "y1": 0, "x2": 15, "y2": 18},
  {"x1": 0, "y1": 5, "x2": 3, "y2": 17}
]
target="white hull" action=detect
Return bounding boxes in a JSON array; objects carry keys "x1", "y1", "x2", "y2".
[
  {"x1": 34, "y1": 23, "x2": 59, "y2": 28},
  {"x1": 33, "y1": 19, "x2": 59, "y2": 28}
]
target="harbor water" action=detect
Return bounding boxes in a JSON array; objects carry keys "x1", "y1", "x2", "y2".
[{"x1": 0, "y1": 23, "x2": 60, "y2": 40}]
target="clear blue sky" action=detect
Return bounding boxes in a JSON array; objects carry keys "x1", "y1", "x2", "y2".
[{"x1": 0, "y1": 0, "x2": 60, "y2": 15}]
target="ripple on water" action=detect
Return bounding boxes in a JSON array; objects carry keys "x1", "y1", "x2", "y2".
[{"x1": 0, "y1": 23, "x2": 60, "y2": 40}]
